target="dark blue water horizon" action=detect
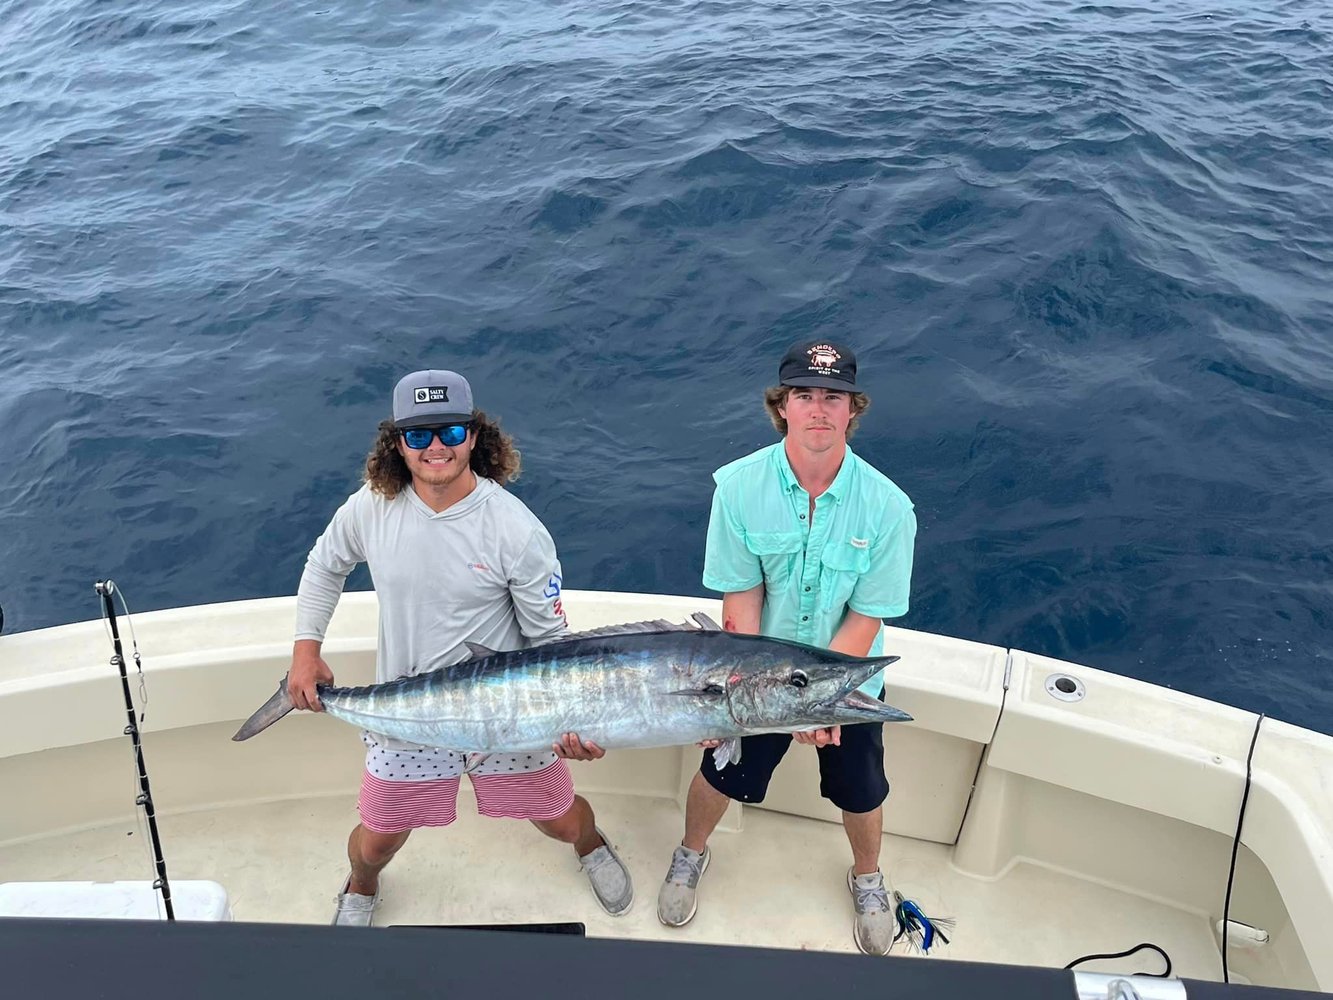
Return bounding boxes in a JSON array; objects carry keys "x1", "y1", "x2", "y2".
[{"x1": 2, "y1": 0, "x2": 1331, "y2": 735}]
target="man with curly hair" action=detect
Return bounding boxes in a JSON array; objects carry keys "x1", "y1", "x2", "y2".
[{"x1": 287, "y1": 369, "x2": 633, "y2": 926}]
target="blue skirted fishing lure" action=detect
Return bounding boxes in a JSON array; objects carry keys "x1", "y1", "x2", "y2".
[{"x1": 893, "y1": 891, "x2": 956, "y2": 954}]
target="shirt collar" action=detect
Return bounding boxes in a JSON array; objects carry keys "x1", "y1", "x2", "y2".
[
  {"x1": 826, "y1": 446, "x2": 856, "y2": 502},
  {"x1": 774, "y1": 442, "x2": 856, "y2": 502},
  {"x1": 774, "y1": 444, "x2": 800, "y2": 494}
]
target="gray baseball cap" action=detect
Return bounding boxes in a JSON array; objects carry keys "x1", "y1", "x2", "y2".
[{"x1": 391, "y1": 370, "x2": 475, "y2": 428}]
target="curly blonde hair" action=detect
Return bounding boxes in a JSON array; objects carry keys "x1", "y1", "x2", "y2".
[
  {"x1": 763, "y1": 386, "x2": 870, "y2": 438},
  {"x1": 363, "y1": 409, "x2": 522, "y2": 497}
]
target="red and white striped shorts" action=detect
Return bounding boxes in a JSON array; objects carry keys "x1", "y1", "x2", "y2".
[{"x1": 356, "y1": 736, "x2": 575, "y2": 834}]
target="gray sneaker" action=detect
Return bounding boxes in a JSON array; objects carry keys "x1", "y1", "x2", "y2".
[
  {"x1": 332, "y1": 874, "x2": 381, "y2": 928},
  {"x1": 657, "y1": 844, "x2": 710, "y2": 927},
  {"x1": 848, "y1": 868, "x2": 900, "y2": 955},
  {"x1": 579, "y1": 826, "x2": 634, "y2": 916}
]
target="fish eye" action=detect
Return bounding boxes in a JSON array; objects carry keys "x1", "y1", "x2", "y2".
[
  {"x1": 703, "y1": 682, "x2": 725, "y2": 695},
  {"x1": 789, "y1": 670, "x2": 808, "y2": 688}
]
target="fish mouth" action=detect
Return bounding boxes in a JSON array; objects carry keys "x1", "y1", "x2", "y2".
[
  {"x1": 834, "y1": 687, "x2": 912, "y2": 723},
  {"x1": 824, "y1": 655, "x2": 912, "y2": 723}
]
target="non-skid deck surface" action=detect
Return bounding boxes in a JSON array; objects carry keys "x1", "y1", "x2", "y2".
[{"x1": 0, "y1": 790, "x2": 1225, "y2": 978}]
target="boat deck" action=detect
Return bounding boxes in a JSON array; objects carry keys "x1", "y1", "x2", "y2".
[{"x1": 0, "y1": 788, "x2": 1246, "y2": 980}]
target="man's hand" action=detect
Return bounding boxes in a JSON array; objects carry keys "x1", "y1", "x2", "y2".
[
  {"x1": 289, "y1": 640, "x2": 334, "y2": 712},
  {"x1": 553, "y1": 732, "x2": 605, "y2": 761},
  {"x1": 792, "y1": 726, "x2": 841, "y2": 747}
]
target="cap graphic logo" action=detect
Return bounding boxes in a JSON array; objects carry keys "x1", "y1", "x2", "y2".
[
  {"x1": 413, "y1": 386, "x2": 450, "y2": 404},
  {"x1": 806, "y1": 344, "x2": 842, "y2": 373}
]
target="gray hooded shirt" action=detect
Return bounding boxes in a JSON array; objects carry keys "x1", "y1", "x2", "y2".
[{"x1": 294, "y1": 477, "x2": 569, "y2": 689}]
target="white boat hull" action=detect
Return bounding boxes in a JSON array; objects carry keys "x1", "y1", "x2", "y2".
[{"x1": 1, "y1": 590, "x2": 1328, "y2": 989}]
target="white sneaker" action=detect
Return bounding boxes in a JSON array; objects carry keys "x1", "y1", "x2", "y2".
[
  {"x1": 579, "y1": 826, "x2": 634, "y2": 916},
  {"x1": 332, "y1": 874, "x2": 381, "y2": 927},
  {"x1": 657, "y1": 844, "x2": 710, "y2": 927},
  {"x1": 848, "y1": 868, "x2": 900, "y2": 955}
]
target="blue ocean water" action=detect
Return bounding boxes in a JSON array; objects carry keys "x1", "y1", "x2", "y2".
[{"x1": 2, "y1": 0, "x2": 1330, "y2": 734}]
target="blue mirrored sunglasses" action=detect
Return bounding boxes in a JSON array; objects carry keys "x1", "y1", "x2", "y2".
[{"x1": 400, "y1": 423, "x2": 470, "y2": 449}]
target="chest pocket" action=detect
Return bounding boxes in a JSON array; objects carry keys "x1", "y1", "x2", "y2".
[
  {"x1": 818, "y1": 540, "x2": 872, "y2": 612},
  {"x1": 743, "y1": 530, "x2": 804, "y2": 590}
]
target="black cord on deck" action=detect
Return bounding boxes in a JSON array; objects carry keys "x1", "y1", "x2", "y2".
[
  {"x1": 1065, "y1": 942, "x2": 1173, "y2": 978},
  {"x1": 1064, "y1": 713, "x2": 1268, "y2": 982},
  {"x1": 1223, "y1": 713, "x2": 1265, "y2": 984}
]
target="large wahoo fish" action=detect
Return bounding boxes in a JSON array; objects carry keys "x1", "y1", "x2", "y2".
[{"x1": 232, "y1": 614, "x2": 911, "y2": 767}]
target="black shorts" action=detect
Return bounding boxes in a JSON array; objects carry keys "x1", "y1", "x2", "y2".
[{"x1": 700, "y1": 717, "x2": 889, "y2": 815}]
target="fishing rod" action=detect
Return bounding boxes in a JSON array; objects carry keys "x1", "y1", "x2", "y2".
[{"x1": 96, "y1": 579, "x2": 175, "y2": 921}]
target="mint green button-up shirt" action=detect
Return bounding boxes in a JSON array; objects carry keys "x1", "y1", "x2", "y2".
[{"x1": 702, "y1": 443, "x2": 916, "y2": 696}]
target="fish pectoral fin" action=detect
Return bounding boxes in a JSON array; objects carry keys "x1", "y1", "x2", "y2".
[
  {"x1": 667, "y1": 688, "x2": 726, "y2": 701},
  {"x1": 712, "y1": 738, "x2": 742, "y2": 769},
  {"x1": 463, "y1": 641, "x2": 499, "y2": 659}
]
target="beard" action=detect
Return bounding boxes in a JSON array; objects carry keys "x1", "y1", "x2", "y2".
[{"x1": 407, "y1": 449, "x2": 472, "y2": 490}]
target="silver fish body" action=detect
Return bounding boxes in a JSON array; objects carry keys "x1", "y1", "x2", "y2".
[{"x1": 233, "y1": 619, "x2": 911, "y2": 754}]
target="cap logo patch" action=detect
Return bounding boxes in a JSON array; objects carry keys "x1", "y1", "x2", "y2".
[
  {"x1": 413, "y1": 386, "x2": 449, "y2": 404},
  {"x1": 806, "y1": 344, "x2": 842, "y2": 372}
]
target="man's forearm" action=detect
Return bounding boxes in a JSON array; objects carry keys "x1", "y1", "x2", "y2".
[
  {"x1": 721, "y1": 584, "x2": 764, "y2": 634},
  {"x1": 294, "y1": 558, "x2": 348, "y2": 642},
  {"x1": 828, "y1": 608, "x2": 883, "y2": 658}
]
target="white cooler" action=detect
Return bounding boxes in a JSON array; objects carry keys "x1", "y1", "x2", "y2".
[{"x1": 0, "y1": 880, "x2": 232, "y2": 921}]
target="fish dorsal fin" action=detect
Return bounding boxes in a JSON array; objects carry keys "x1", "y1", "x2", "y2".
[
  {"x1": 558, "y1": 614, "x2": 720, "y2": 641},
  {"x1": 363, "y1": 613, "x2": 725, "y2": 688},
  {"x1": 447, "y1": 615, "x2": 717, "y2": 667}
]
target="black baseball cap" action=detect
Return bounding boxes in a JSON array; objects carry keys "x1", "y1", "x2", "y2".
[{"x1": 778, "y1": 340, "x2": 860, "y2": 392}]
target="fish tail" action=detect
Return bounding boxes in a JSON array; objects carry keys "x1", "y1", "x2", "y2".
[
  {"x1": 231, "y1": 677, "x2": 296, "y2": 741},
  {"x1": 893, "y1": 891, "x2": 954, "y2": 954}
]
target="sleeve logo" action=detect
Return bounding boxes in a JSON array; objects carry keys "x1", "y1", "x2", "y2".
[{"x1": 543, "y1": 572, "x2": 566, "y2": 622}]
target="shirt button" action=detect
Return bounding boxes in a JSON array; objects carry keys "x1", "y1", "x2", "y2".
[
  {"x1": 799, "y1": 514, "x2": 805, "y2": 520},
  {"x1": 801, "y1": 615, "x2": 809, "y2": 621},
  {"x1": 804, "y1": 586, "x2": 811, "y2": 592}
]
